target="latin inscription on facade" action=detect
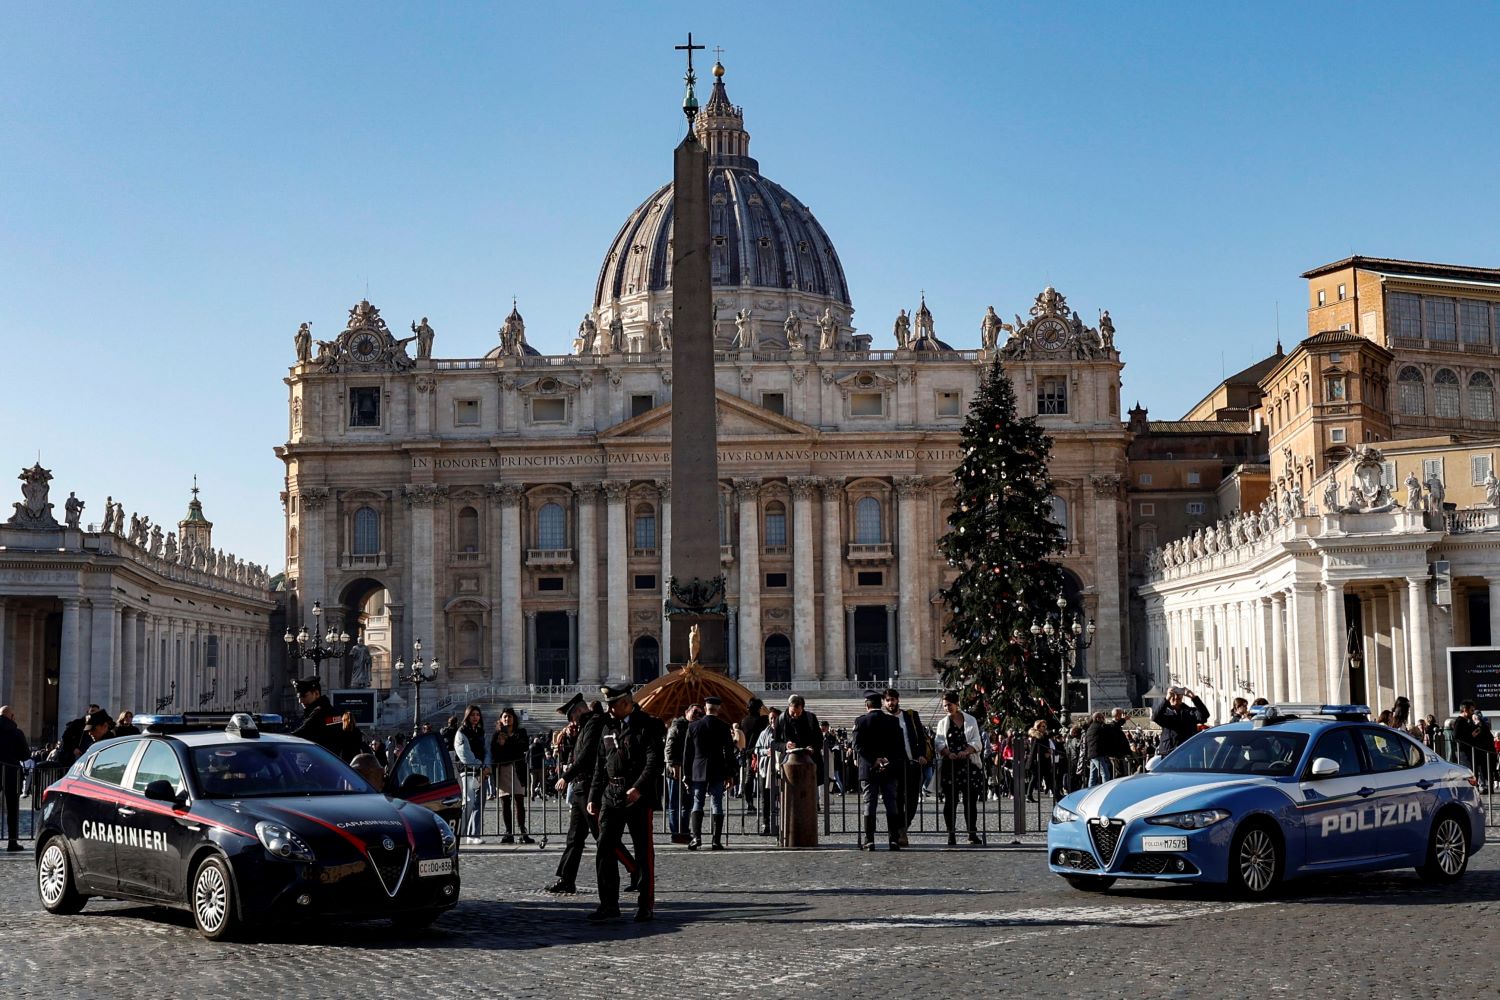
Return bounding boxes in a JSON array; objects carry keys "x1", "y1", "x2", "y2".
[{"x1": 411, "y1": 448, "x2": 963, "y2": 471}]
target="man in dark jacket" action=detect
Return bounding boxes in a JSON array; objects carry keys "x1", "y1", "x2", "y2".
[
  {"x1": 587, "y1": 684, "x2": 665, "y2": 922},
  {"x1": 0, "y1": 706, "x2": 30, "y2": 850},
  {"x1": 663, "y1": 706, "x2": 694, "y2": 841},
  {"x1": 883, "y1": 688, "x2": 930, "y2": 843},
  {"x1": 684, "y1": 697, "x2": 736, "y2": 850},
  {"x1": 1153, "y1": 687, "x2": 1209, "y2": 755},
  {"x1": 853, "y1": 692, "x2": 908, "y2": 851},
  {"x1": 290, "y1": 677, "x2": 340, "y2": 753},
  {"x1": 53, "y1": 704, "x2": 101, "y2": 763},
  {"x1": 546, "y1": 694, "x2": 636, "y2": 895}
]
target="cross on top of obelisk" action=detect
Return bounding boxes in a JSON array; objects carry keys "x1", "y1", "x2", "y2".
[
  {"x1": 676, "y1": 32, "x2": 704, "y2": 74},
  {"x1": 676, "y1": 32, "x2": 705, "y2": 126}
]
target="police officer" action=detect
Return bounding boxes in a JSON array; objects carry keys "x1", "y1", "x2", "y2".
[
  {"x1": 290, "y1": 677, "x2": 339, "y2": 753},
  {"x1": 587, "y1": 684, "x2": 665, "y2": 922},
  {"x1": 684, "y1": 696, "x2": 736, "y2": 850},
  {"x1": 546, "y1": 693, "x2": 638, "y2": 895}
]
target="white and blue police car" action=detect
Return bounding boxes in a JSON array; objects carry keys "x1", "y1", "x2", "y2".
[{"x1": 1048, "y1": 705, "x2": 1486, "y2": 896}]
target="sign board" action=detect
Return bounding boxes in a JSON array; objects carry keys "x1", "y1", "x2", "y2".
[
  {"x1": 1446, "y1": 647, "x2": 1500, "y2": 715},
  {"x1": 331, "y1": 689, "x2": 378, "y2": 727}
]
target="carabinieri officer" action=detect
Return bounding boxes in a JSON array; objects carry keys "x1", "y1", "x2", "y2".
[{"x1": 586, "y1": 683, "x2": 665, "y2": 922}]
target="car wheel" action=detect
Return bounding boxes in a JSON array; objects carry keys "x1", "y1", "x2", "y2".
[
  {"x1": 391, "y1": 908, "x2": 443, "y2": 930},
  {"x1": 1417, "y1": 812, "x2": 1469, "y2": 883},
  {"x1": 191, "y1": 856, "x2": 239, "y2": 941},
  {"x1": 1063, "y1": 875, "x2": 1116, "y2": 892},
  {"x1": 37, "y1": 838, "x2": 86, "y2": 915},
  {"x1": 1227, "y1": 821, "x2": 1281, "y2": 898}
]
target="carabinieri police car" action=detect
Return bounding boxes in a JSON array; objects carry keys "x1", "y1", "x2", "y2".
[
  {"x1": 34, "y1": 713, "x2": 461, "y2": 939},
  {"x1": 1048, "y1": 704, "x2": 1486, "y2": 896}
]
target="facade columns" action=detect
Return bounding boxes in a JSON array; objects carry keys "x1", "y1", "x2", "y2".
[
  {"x1": 820, "y1": 479, "x2": 846, "y2": 685},
  {"x1": 726, "y1": 606, "x2": 738, "y2": 678},
  {"x1": 496, "y1": 483, "x2": 526, "y2": 683},
  {"x1": 119, "y1": 608, "x2": 137, "y2": 715},
  {"x1": 734, "y1": 480, "x2": 762, "y2": 683},
  {"x1": 884, "y1": 604, "x2": 897, "y2": 682},
  {"x1": 1269, "y1": 594, "x2": 1288, "y2": 704},
  {"x1": 789, "y1": 477, "x2": 818, "y2": 681},
  {"x1": 1490, "y1": 579, "x2": 1500, "y2": 649},
  {"x1": 1371, "y1": 587, "x2": 1393, "y2": 711},
  {"x1": 524, "y1": 611, "x2": 538, "y2": 684},
  {"x1": 1406, "y1": 576, "x2": 1435, "y2": 719},
  {"x1": 658, "y1": 483, "x2": 672, "y2": 659},
  {"x1": 603, "y1": 481, "x2": 630, "y2": 685},
  {"x1": 1288, "y1": 584, "x2": 1317, "y2": 701},
  {"x1": 1323, "y1": 582, "x2": 1346, "y2": 704},
  {"x1": 574, "y1": 482, "x2": 601, "y2": 687},
  {"x1": 894, "y1": 476, "x2": 925, "y2": 677},
  {"x1": 404, "y1": 486, "x2": 442, "y2": 669},
  {"x1": 0, "y1": 599, "x2": 9, "y2": 706},
  {"x1": 297, "y1": 490, "x2": 329, "y2": 623},
  {"x1": 845, "y1": 606, "x2": 857, "y2": 680},
  {"x1": 565, "y1": 610, "x2": 578, "y2": 683}
]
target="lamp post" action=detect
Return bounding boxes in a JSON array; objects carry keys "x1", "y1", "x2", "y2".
[
  {"x1": 284, "y1": 600, "x2": 351, "y2": 685},
  {"x1": 1021, "y1": 593, "x2": 1096, "y2": 726},
  {"x1": 392, "y1": 638, "x2": 439, "y2": 738}
]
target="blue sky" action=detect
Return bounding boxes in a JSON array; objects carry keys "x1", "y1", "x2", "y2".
[{"x1": 4, "y1": 2, "x2": 1497, "y2": 566}]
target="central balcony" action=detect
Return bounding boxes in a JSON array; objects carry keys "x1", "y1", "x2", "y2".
[
  {"x1": 845, "y1": 542, "x2": 893, "y2": 563},
  {"x1": 526, "y1": 548, "x2": 574, "y2": 567}
]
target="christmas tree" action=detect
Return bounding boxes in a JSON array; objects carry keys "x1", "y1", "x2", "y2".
[{"x1": 939, "y1": 359, "x2": 1066, "y2": 732}]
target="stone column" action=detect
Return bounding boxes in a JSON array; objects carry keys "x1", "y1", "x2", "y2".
[
  {"x1": 1269, "y1": 594, "x2": 1288, "y2": 703},
  {"x1": 566, "y1": 610, "x2": 578, "y2": 683},
  {"x1": 604, "y1": 481, "x2": 630, "y2": 685},
  {"x1": 894, "y1": 476, "x2": 925, "y2": 678},
  {"x1": 820, "y1": 478, "x2": 846, "y2": 684},
  {"x1": 1371, "y1": 586, "x2": 1393, "y2": 710},
  {"x1": 884, "y1": 604, "x2": 897, "y2": 683},
  {"x1": 525, "y1": 611, "x2": 538, "y2": 685},
  {"x1": 726, "y1": 606, "x2": 738, "y2": 678},
  {"x1": 735, "y1": 480, "x2": 762, "y2": 682},
  {"x1": 658, "y1": 483, "x2": 672, "y2": 659},
  {"x1": 1407, "y1": 576, "x2": 1435, "y2": 719},
  {"x1": 1323, "y1": 583, "x2": 1346, "y2": 704},
  {"x1": 119, "y1": 609, "x2": 137, "y2": 715},
  {"x1": 404, "y1": 485, "x2": 444, "y2": 665},
  {"x1": 494, "y1": 483, "x2": 525, "y2": 684},
  {"x1": 88, "y1": 598, "x2": 116, "y2": 715},
  {"x1": 1489, "y1": 578, "x2": 1500, "y2": 648},
  {"x1": 0, "y1": 598, "x2": 9, "y2": 706},
  {"x1": 1388, "y1": 587, "x2": 1408, "y2": 705},
  {"x1": 789, "y1": 477, "x2": 818, "y2": 682},
  {"x1": 845, "y1": 606, "x2": 857, "y2": 681},
  {"x1": 1288, "y1": 583, "x2": 1318, "y2": 702},
  {"x1": 575, "y1": 482, "x2": 601, "y2": 687}
]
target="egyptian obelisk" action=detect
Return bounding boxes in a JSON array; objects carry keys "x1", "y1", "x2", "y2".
[{"x1": 665, "y1": 34, "x2": 726, "y2": 669}]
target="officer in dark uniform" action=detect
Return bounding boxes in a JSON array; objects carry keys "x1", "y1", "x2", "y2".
[
  {"x1": 684, "y1": 696, "x2": 736, "y2": 850},
  {"x1": 587, "y1": 684, "x2": 665, "y2": 922},
  {"x1": 852, "y1": 691, "x2": 908, "y2": 851},
  {"x1": 290, "y1": 677, "x2": 339, "y2": 753},
  {"x1": 546, "y1": 693, "x2": 638, "y2": 894}
]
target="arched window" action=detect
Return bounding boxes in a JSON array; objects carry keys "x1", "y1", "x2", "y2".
[
  {"x1": 537, "y1": 502, "x2": 565, "y2": 549},
  {"x1": 1469, "y1": 372, "x2": 1495, "y2": 421},
  {"x1": 458, "y1": 620, "x2": 480, "y2": 667},
  {"x1": 1434, "y1": 368, "x2": 1460, "y2": 418},
  {"x1": 1398, "y1": 367, "x2": 1425, "y2": 416},
  {"x1": 353, "y1": 507, "x2": 379, "y2": 555},
  {"x1": 1048, "y1": 496, "x2": 1069, "y2": 542},
  {"x1": 854, "y1": 496, "x2": 883, "y2": 544},
  {"x1": 763, "y1": 500, "x2": 787, "y2": 548},
  {"x1": 633, "y1": 503, "x2": 657, "y2": 552},
  {"x1": 632, "y1": 635, "x2": 660, "y2": 684},
  {"x1": 457, "y1": 506, "x2": 479, "y2": 552}
]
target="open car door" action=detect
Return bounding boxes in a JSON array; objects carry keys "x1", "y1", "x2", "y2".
[{"x1": 388, "y1": 732, "x2": 462, "y2": 829}]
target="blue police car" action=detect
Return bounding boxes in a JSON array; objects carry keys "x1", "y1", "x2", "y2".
[
  {"x1": 1048, "y1": 705, "x2": 1486, "y2": 896},
  {"x1": 34, "y1": 713, "x2": 461, "y2": 939}
]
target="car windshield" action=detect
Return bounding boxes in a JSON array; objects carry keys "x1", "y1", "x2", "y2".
[
  {"x1": 1154, "y1": 728, "x2": 1309, "y2": 776},
  {"x1": 189, "y1": 742, "x2": 375, "y2": 798}
]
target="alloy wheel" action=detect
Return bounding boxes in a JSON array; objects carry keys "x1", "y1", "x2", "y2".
[{"x1": 1238, "y1": 828, "x2": 1276, "y2": 893}]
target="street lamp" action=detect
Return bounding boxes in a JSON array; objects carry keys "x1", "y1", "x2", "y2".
[
  {"x1": 284, "y1": 600, "x2": 351, "y2": 684},
  {"x1": 1023, "y1": 593, "x2": 1095, "y2": 725},
  {"x1": 393, "y1": 638, "x2": 440, "y2": 737}
]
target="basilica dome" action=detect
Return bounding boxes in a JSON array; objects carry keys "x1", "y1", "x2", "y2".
[{"x1": 588, "y1": 64, "x2": 853, "y2": 353}]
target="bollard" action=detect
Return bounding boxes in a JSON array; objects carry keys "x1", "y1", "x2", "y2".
[{"x1": 780, "y1": 750, "x2": 819, "y2": 847}]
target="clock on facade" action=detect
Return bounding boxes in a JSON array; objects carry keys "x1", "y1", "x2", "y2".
[
  {"x1": 1036, "y1": 318, "x2": 1068, "y2": 352},
  {"x1": 349, "y1": 331, "x2": 383, "y2": 362}
]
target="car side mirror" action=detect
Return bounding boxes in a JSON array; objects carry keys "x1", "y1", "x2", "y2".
[
  {"x1": 1310, "y1": 757, "x2": 1340, "y2": 778},
  {"x1": 143, "y1": 779, "x2": 177, "y2": 803},
  {"x1": 1143, "y1": 755, "x2": 1163, "y2": 773}
]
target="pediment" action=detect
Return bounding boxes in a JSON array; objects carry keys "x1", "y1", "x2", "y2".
[
  {"x1": 599, "y1": 389, "x2": 817, "y2": 441},
  {"x1": 514, "y1": 374, "x2": 582, "y2": 397},
  {"x1": 833, "y1": 370, "x2": 898, "y2": 393}
]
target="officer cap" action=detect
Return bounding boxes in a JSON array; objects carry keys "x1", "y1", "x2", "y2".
[
  {"x1": 293, "y1": 676, "x2": 322, "y2": 696},
  {"x1": 703, "y1": 696, "x2": 722, "y2": 707},
  {"x1": 600, "y1": 683, "x2": 634, "y2": 703},
  {"x1": 556, "y1": 692, "x2": 586, "y2": 717}
]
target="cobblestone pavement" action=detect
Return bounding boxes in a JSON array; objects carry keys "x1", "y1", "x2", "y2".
[{"x1": 2, "y1": 838, "x2": 1497, "y2": 999}]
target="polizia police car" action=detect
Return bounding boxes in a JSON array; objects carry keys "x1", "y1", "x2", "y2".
[
  {"x1": 1048, "y1": 705, "x2": 1486, "y2": 896},
  {"x1": 34, "y1": 714, "x2": 462, "y2": 939}
]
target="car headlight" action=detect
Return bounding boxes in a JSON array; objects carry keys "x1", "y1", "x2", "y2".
[
  {"x1": 1050, "y1": 803, "x2": 1079, "y2": 825},
  {"x1": 255, "y1": 820, "x2": 316, "y2": 863},
  {"x1": 438, "y1": 818, "x2": 457, "y2": 855},
  {"x1": 1144, "y1": 808, "x2": 1230, "y2": 830}
]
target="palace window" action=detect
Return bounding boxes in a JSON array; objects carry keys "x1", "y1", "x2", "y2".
[
  {"x1": 1330, "y1": 427, "x2": 1347, "y2": 444},
  {"x1": 1425, "y1": 298, "x2": 1457, "y2": 342},
  {"x1": 1469, "y1": 372, "x2": 1495, "y2": 421},
  {"x1": 1398, "y1": 367, "x2": 1425, "y2": 416},
  {"x1": 1317, "y1": 290, "x2": 1326, "y2": 306},
  {"x1": 531, "y1": 398, "x2": 567, "y2": 423},
  {"x1": 764, "y1": 500, "x2": 788, "y2": 548},
  {"x1": 760, "y1": 392, "x2": 785, "y2": 415},
  {"x1": 1138, "y1": 502, "x2": 1155, "y2": 517},
  {"x1": 936, "y1": 390, "x2": 962, "y2": 417},
  {"x1": 349, "y1": 387, "x2": 380, "y2": 427},
  {"x1": 850, "y1": 392, "x2": 885, "y2": 417},
  {"x1": 1048, "y1": 496, "x2": 1069, "y2": 541},
  {"x1": 537, "y1": 502, "x2": 566, "y2": 549},
  {"x1": 1337, "y1": 283, "x2": 1347, "y2": 301},
  {"x1": 456, "y1": 506, "x2": 480, "y2": 553},
  {"x1": 454, "y1": 399, "x2": 480, "y2": 426},
  {"x1": 1038, "y1": 378, "x2": 1067, "y2": 415},
  {"x1": 633, "y1": 504, "x2": 657, "y2": 552},
  {"x1": 1186, "y1": 501, "x2": 1206, "y2": 516},
  {"x1": 1389, "y1": 293, "x2": 1422, "y2": 341},
  {"x1": 353, "y1": 507, "x2": 380, "y2": 555},
  {"x1": 1137, "y1": 523, "x2": 1158, "y2": 553},
  {"x1": 1434, "y1": 369, "x2": 1460, "y2": 418},
  {"x1": 630, "y1": 394, "x2": 655, "y2": 418},
  {"x1": 1472, "y1": 454, "x2": 1493, "y2": 485},
  {"x1": 1461, "y1": 301, "x2": 1491, "y2": 347},
  {"x1": 854, "y1": 496, "x2": 883, "y2": 544}
]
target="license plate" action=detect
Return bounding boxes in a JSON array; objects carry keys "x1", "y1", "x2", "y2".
[
  {"x1": 1141, "y1": 835, "x2": 1188, "y2": 852},
  {"x1": 418, "y1": 857, "x2": 455, "y2": 877}
]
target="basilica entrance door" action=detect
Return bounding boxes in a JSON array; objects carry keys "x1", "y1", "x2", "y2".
[
  {"x1": 535, "y1": 611, "x2": 570, "y2": 686},
  {"x1": 852, "y1": 606, "x2": 888, "y2": 684}
]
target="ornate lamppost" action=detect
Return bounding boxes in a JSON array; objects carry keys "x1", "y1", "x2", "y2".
[
  {"x1": 154, "y1": 680, "x2": 177, "y2": 712},
  {"x1": 1024, "y1": 593, "x2": 1096, "y2": 726},
  {"x1": 284, "y1": 600, "x2": 351, "y2": 684},
  {"x1": 392, "y1": 638, "x2": 439, "y2": 738}
]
